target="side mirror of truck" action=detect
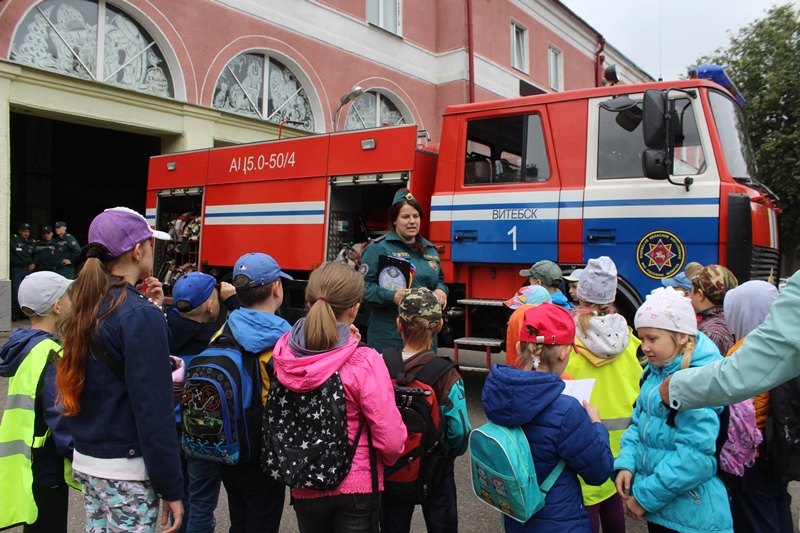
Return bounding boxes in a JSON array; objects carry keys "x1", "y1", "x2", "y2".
[
  {"x1": 642, "y1": 149, "x2": 670, "y2": 180},
  {"x1": 599, "y1": 96, "x2": 642, "y2": 132},
  {"x1": 642, "y1": 89, "x2": 667, "y2": 149}
]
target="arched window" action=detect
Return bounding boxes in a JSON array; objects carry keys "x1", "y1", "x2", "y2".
[
  {"x1": 345, "y1": 90, "x2": 407, "y2": 131},
  {"x1": 10, "y1": 0, "x2": 174, "y2": 98},
  {"x1": 212, "y1": 53, "x2": 315, "y2": 132}
]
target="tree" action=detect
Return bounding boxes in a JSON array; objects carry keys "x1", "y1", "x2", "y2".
[{"x1": 696, "y1": 4, "x2": 800, "y2": 266}]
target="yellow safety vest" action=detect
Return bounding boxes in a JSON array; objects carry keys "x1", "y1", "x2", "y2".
[
  {"x1": 566, "y1": 330, "x2": 643, "y2": 506},
  {"x1": 0, "y1": 337, "x2": 79, "y2": 528}
]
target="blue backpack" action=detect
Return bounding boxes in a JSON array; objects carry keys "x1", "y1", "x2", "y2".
[
  {"x1": 470, "y1": 422, "x2": 565, "y2": 523},
  {"x1": 180, "y1": 323, "x2": 262, "y2": 465}
]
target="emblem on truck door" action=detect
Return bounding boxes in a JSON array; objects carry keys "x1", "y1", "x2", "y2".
[{"x1": 636, "y1": 230, "x2": 686, "y2": 279}]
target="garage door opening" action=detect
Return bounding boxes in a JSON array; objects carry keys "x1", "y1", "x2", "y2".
[{"x1": 10, "y1": 113, "x2": 162, "y2": 245}]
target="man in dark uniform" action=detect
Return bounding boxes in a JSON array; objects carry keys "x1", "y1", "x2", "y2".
[
  {"x1": 53, "y1": 221, "x2": 81, "y2": 280},
  {"x1": 10, "y1": 222, "x2": 36, "y2": 320},
  {"x1": 34, "y1": 226, "x2": 58, "y2": 273}
]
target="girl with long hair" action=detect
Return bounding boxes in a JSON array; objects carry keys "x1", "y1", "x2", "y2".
[
  {"x1": 56, "y1": 207, "x2": 183, "y2": 533},
  {"x1": 271, "y1": 261, "x2": 407, "y2": 532}
]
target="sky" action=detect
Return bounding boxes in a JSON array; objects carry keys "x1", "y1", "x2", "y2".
[{"x1": 560, "y1": 0, "x2": 788, "y2": 81}]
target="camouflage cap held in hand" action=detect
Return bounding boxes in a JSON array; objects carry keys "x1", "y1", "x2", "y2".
[
  {"x1": 692, "y1": 264, "x2": 739, "y2": 304},
  {"x1": 398, "y1": 287, "x2": 442, "y2": 328}
]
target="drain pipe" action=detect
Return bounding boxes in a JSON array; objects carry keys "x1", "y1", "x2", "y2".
[
  {"x1": 595, "y1": 36, "x2": 606, "y2": 87},
  {"x1": 467, "y1": 0, "x2": 475, "y2": 102}
]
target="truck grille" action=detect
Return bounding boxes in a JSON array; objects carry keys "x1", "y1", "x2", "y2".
[{"x1": 750, "y1": 245, "x2": 780, "y2": 282}]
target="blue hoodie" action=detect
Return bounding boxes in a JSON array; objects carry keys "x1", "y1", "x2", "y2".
[
  {"x1": 482, "y1": 365, "x2": 614, "y2": 532},
  {"x1": 226, "y1": 307, "x2": 291, "y2": 404},
  {"x1": 614, "y1": 333, "x2": 733, "y2": 533},
  {"x1": 0, "y1": 328, "x2": 73, "y2": 484}
]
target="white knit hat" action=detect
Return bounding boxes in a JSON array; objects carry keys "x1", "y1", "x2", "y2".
[
  {"x1": 635, "y1": 286, "x2": 697, "y2": 336},
  {"x1": 576, "y1": 256, "x2": 618, "y2": 304}
]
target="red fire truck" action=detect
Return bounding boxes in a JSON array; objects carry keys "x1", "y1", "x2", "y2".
[{"x1": 147, "y1": 67, "x2": 780, "y2": 355}]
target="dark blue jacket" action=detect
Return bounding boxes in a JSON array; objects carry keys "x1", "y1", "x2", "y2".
[
  {"x1": 65, "y1": 284, "x2": 183, "y2": 501},
  {"x1": 482, "y1": 365, "x2": 614, "y2": 532}
]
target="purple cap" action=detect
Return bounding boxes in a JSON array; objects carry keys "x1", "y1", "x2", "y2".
[
  {"x1": 88, "y1": 207, "x2": 171, "y2": 258},
  {"x1": 233, "y1": 253, "x2": 293, "y2": 289}
]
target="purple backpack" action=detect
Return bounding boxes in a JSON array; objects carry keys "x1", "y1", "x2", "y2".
[{"x1": 718, "y1": 398, "x2": 762, "y2": 476}]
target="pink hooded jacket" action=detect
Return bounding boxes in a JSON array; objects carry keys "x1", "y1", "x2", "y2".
[{"x1": 272, "y1": 320, "x2": 407, "y2": 499}]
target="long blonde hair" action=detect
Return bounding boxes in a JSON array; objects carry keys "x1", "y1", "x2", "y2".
[
  {"x1": 671, "y1": 332, "x2": 697, "y2": 369},
  {"x1": 304, "y1": 262, "x2": 364, "y2": 351}
]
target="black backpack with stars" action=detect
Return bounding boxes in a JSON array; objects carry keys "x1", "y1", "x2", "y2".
[{"x1": 261, "y1": 371, "x2": 364, "y2": 490}]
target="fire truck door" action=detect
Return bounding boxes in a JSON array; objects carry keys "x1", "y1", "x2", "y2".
[
  {"x1": 450, "y1": 112, "x2": 559, "y2": 263},
  {"x1": 583, "y1": 95, "x2": 722, "y2": 291}
]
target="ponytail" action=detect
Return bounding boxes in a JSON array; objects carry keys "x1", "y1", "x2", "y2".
[
  {"x1": 304, "y1": 262, "x2": 364, "y2": 351},
  {"x1": 56, "y1": 250, "x2": 127, "y2": 416}
]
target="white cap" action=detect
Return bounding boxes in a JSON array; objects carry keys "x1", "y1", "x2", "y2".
[
  {"x1": 577, "y1": 257, "x2": 618, "y2": 304},
  {"x1": 18, "y1": 272, "x2": 72, "y2": 316},
  {"x1": 635, "y1": 286, "x2": 697, "y2": 336},
  {"x1": 564, "y1": 268, "x2": 584, "y2": 282}
]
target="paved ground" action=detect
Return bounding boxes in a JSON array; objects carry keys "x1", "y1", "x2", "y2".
[{"x1": 2, "y1": 322, "x2": 798, "y2": 532}]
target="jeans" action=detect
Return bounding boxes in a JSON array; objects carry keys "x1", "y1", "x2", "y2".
[
  {"x1": 293, "y1": 493, "x2": 379, "y2": 533},
  {"x1": 179, "y1": 457, "x2": 221, "y2": 533},
  {"x1": 380, "y1": 466, "x2": 458, "y2": 533}
]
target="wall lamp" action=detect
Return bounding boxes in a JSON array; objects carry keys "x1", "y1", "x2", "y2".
[{"x1": 333, "y1": 85, "x2": 364, "y2": 132}]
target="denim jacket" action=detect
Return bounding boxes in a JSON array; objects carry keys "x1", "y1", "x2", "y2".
[{"x1": 66, "y1": 284, "x2": 183, "y2": 501}]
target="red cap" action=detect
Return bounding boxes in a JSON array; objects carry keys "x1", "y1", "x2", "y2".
[{"x1": 519, "y1": 303, "x2": 576, "y2": 345}]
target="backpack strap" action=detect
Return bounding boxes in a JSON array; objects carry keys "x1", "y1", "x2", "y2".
[
  {"x1": 539, "y1": 458, "x2": 566, "y2": 494},
  {"x1": 413, "y1": 353, "x2": 456, "y2": 387},
  {"x1": 382, "y1": 347, "x2": 405, "y2": 379},
  {"x1": 213, "y1": 321, "x2": 263, "y2": 410}
]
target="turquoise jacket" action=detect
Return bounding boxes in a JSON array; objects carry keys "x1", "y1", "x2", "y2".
[
  {"x1": 360, "y1": 230, "x2": 447, "y2": 353},
  {"x1": 669, "y1": 269, "x2": 800, "y2": 411},
  {"x1": 614, "y1": 333, "x2": 732, "y2": 533}
]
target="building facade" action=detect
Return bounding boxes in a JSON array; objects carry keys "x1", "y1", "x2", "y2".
[{"x1": 0, "y1": 0, "x2": 651, "y2": 330}]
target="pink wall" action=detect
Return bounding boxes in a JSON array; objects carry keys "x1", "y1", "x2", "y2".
[{"x1": 0, "y1": 0, "x2": 604, "y2": 140}]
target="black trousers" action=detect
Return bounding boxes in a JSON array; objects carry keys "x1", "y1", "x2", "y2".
[
  {"x1": 219, "y1": 454, "x2": 286, "y2": 533},
  {"x1": 647, "y1": 523, "x2": 679, "y2": 533},
  {"x1": 24, "y1": 483, "x2": 69, "y2": 533}
]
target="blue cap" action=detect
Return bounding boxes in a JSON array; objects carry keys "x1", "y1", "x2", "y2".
[
  {"x1": 661, "y1": 271, "x2": 692, "y2": 292},
  {"x1": 233, "y1": 253, "x2": 293, "y2": 289},
  {"x1": 173, "y1": 272, "x2": 216, "y2": 310}
]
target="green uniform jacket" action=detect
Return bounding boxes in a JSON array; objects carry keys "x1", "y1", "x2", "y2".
[
  {"x1": 10, "y1": 234, "x2": 35, "y2": 269},
  {"x1": 53, "y1": 233, "x2": 81, "y2": 279},
  {"x1": 669, "y1": 268, "x2": 800, "y2": 410},
  {"x1": 33, "y1": 240, "x2": 58, "y2": 272},
  {"x1": 360, "y1": 230, "x2": 447, "y2": 353}
]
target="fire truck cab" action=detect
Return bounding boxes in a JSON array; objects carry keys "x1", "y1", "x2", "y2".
[{"x1": 147, "y1": 69, "x2": 780, "y2": 351}]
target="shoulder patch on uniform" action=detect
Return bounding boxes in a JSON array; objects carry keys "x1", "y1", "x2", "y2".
[
  {"x1": 359, "y1": 263, "x2": 369, "y2": 276},
  {"x1": 428, "y1": 260, "x2": 439, "y2": 271}
]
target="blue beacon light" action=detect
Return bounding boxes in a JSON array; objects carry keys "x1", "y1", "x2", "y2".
[{"x1": 688, "y1": 65, "x2": 746, "y2": 107}]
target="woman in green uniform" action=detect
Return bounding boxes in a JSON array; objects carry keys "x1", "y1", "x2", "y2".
[{"x1": 359, "y1": 189, "x2": 448, "y2": 352}]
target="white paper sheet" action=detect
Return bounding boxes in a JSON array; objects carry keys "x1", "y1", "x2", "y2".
[{"x1": 561, "y1": 378, "x2": 596, "y2": 405}]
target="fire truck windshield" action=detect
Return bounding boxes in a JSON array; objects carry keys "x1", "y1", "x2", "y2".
[{"x1": 708, "y1": 90, "x2": 759, "y2": 181}]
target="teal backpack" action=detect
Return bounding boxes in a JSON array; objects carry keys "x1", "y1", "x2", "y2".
[{"x1": 469, "y1": 422, "x2": 565, "y2": 523}]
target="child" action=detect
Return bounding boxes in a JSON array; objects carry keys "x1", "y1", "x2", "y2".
[
  {"x1": 381, "y1": 288, "x2": 472, "y2": 533},
  {"x1": 0, "y1": 272, "x2": 77, "y2": 532},
  {"x1": 720, "y1": 281, "x2": 789, "y2": 532},
  {"x1": 564, "y1": 268, "x2": 584, "y2": 303},
  {"x1": 614, "y1": 287, "x2": 733, "y2": 533},
  {"x1": 565, "y1": 255, "x2": 641, "y2": 533},
  {"x1": 482, "y1": 303, "x2": 614, "y2": 532},
  {"x1": 219, "y1": 253, "x2": 292, "y2": 533},
  {"x1": 56, "y1": 207, "x2": 184, "y2": 533},
  {"x1": 271, "y1": 261, "x2": 407, "y2": 532},
  {"x1": 166, "y1": 272, "x2": 239, "y2": 533},
  {"x1": 687, "y1": 263, "x2": 738, "y2": 356},
  {"x1": 518, "y1": 260, "x2": 572, "y2": 310},
  {"x1": 504, "y1": 285, "x2": 552, "y2": 367}
]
